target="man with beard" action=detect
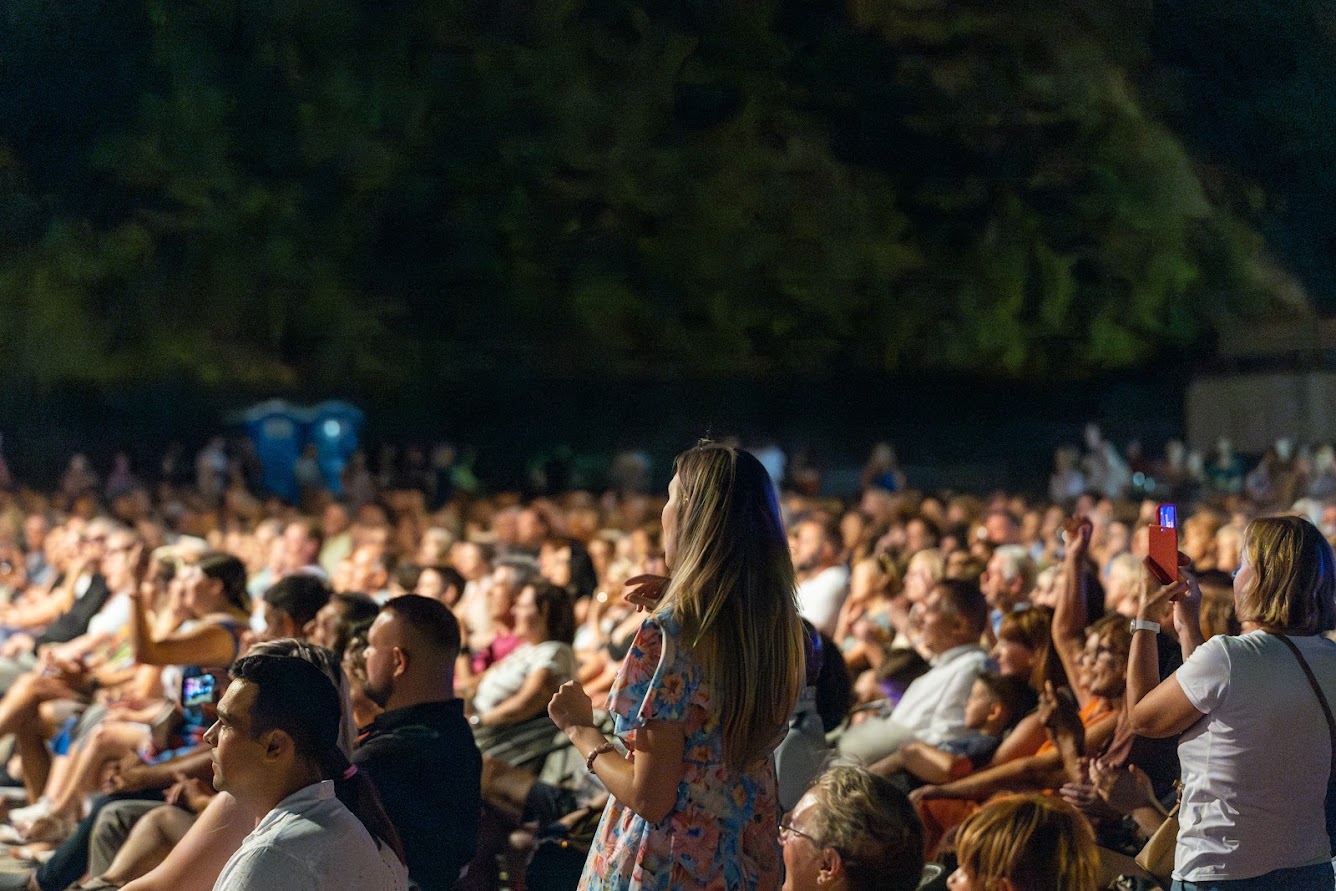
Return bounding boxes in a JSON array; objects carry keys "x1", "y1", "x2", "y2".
[
  {"x1": 356, "y1": 595, "x2": 482, "y2": 891},
  {"x1": 791, "y1": 516, "x2": 850, "y2": 637}
]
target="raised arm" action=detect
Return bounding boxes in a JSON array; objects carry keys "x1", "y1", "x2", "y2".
[
  {"x1": 1053, "y1": 518, "x2": 1092, "y2": 704},
  {"x1": 1128, "y1": 564, "x2": 1204, "y2": 739}
]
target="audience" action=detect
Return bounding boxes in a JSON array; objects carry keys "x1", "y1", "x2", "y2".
[{"x1": 0, "y1": 428, "x2": 1323, "y2": 890}]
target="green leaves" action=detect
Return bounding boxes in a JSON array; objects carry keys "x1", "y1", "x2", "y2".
[{"x1": 0, "y1": 0, "x2": 1290, "y2": 387}]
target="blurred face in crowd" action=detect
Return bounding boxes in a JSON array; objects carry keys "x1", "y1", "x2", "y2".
[
  {"x1": 980, "y1": 552, "x2": 1010, "y2": 609},
  {"x1": 984, "y1": 513, "x2": 1020, "y2": 546},
  {"x1": 840, "y1": 511, "x2": 866, "y2": 555},
  {"x1": 904, "y1": 518, "x2": 936, "y2": 555},
  {"x1": 415, "y1": 567, "x2": 459, "y2": 607},
  {"x1": 282, "y1": 522, "x2": 317, "y2": 571},
  {"x1": 322, "y1": 503, "x2": 350, "y2": 538},
  {"x1": 963, "y1": 679, "x2": 998, "y2": 731},
  {"x1": 308, "y1": 600, "x2": 346, "y2": 650},
  {"x1": 489, "y1": 567, "x2": 520, "y2": 623},
  {"x1": 512, "y1": 586, "x2": 547, "y2": 644},
  {"x1": 516, "y1": 508, "x2": 548, "y2": 549},
  {"x1": 23, "y1": 515, "x2": 48, "y2": 551},
  {"x1": 791, "y1": 521, "x2": 831, "y2": 575},
  {"x1": 451, "y1": 542, "x2": 489, "y2": 581},
  {"x1": 345, "y1": 545, "x2": 387, "y2": 594},
  {"x1": 540, "y1": 541, "x2": 573, "y2": 588},
  {"x1": 913, "y1": 585, "x2": 965, "y2": 656},
  {"x1": 1083, "y1": 631, "x2": 1127, "y2": 699},
  {"x1": 991, "y1": 634, "x2": 1036, "y2": 680},
  {"x1": 101, "y1": 531, "x2": 138, "y2": 592}
]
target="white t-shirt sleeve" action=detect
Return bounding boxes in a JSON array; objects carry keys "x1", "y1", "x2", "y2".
[
  {"x1": 530, "y1": 641, "x2": 576, "y2": 681},
  {"x1": 1175, "y1": 634, "x2": 1232, "y2": 715}
]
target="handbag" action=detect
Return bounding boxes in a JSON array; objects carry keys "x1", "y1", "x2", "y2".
[
  {"x1": 1133, "y1": 794, "x2": 1180, "y2": 884},
  {"x1": 1273, "y1": 633, "x2": 1336, "y2": 852}
]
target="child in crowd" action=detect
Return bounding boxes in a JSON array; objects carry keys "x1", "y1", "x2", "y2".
[{"x1": 871, "y1": 673, "x2": 1036, "y2": 788}]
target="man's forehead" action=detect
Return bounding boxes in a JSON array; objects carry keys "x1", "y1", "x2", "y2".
[{"x1": 217, "y1": 678, "x2": 256, "y2": 720}]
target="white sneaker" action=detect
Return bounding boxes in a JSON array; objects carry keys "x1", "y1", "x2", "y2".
[{"x1": 7, "y1": 796, "x2": 51, "y2": 831}]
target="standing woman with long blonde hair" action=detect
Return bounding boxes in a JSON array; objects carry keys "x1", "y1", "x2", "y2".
[{"x1": 549, "y1": 442, "x2": 807, "y2": 890}]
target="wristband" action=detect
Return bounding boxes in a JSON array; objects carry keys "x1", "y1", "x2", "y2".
[
  {"x1": 586, "y1": 740, "x2": 616, "y2": 773},
  {"x1": 1129, "y1": 618, "x2": 1160, "y2": 634}
]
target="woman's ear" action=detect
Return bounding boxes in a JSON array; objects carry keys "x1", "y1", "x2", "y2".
[{"x1": 819, "y1": 847, "x2": 844, "y2": 885}]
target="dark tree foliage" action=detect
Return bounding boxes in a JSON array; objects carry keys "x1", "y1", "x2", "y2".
[{"x1": 0, "y1": 0, "x2": 1294, "y2": 388}]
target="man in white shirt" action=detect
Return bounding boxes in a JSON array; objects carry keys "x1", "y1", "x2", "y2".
[
  {"x1": 791, "y1": 516, "x2": 850, "y2": 637},
  {"x1": 837, "y1": 579, "x2": 990, "y2": 763},
  {"x1": 207, "y1": 654, "x2": 408, "y2": 891}
]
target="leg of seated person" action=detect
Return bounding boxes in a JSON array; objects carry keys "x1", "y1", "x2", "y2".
[
  {"x1": 47, "y1": 723, "x2": 143, "y2": 822},
  {"x1": 86, "y1": 799, "x2": 164, "y2": 877},
  {"x1": 14, "y1": 724, "x2": 53, "y2": 803},
  {"x1": 118, "y1": 792, "x2": 253, "y2": 891},
  {"x1": 90, "y1": 801, "x2": 189, "y2": 883},
  {"x1": 32, "y1": 791, "x2": 165, "y2": 891},
  {"x1": 833, "y1": 715, "x2": 917, "y2": 764}
]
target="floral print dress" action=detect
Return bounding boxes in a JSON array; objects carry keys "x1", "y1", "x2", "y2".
[{"x1": 580, "y1": 612, "x2": 782, "y2": 891}]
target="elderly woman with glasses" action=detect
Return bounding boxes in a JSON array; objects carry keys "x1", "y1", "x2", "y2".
[{"x1": 780, "y1": 764, "x2": 924, "y2": 891}]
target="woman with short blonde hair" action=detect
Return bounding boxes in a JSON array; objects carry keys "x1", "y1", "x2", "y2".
[
  {"x1": 949, "y1": 793, "x2": 1098, "y2": 891},
  {"x1": 1130, "y1": 515, "x2": 1336, "y2": 889}
]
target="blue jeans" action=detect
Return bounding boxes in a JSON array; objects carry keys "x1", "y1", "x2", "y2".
[{"x1": 1171, "y1": 862, "x2": 1335, "y2": 891}]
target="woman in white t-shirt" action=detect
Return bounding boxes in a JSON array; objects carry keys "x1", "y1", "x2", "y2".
[
  {"x1": 469, "y1": 581, "x2": 576, "y2": 767},
  {"x1": 1128, "y1": 515, "x2": 1336, "y2": 890}
]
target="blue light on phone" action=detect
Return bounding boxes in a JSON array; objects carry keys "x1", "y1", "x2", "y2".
[{"x1": 1158, "y1": 504, "x2": 1177, "y2": 529}]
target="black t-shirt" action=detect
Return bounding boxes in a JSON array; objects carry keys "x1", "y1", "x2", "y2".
[
  {"x1": 354, "y1": 699, "x2": 482, "y2": 891},
  {"x1": 37, "y1": 574, "x2": 110, "y2": 646}
]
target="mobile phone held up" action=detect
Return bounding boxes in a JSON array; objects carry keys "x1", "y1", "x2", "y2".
[
  {"x1": 182, "y1": 673, "x2": 216, "y2": 708},
  {"x1": 1147, "y1": 504, "x2": 1179, "y2": 586}
]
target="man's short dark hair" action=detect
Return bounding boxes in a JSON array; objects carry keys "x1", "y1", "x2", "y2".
[
  {"x1": 264, "y1": 575, "x2": 332, "y2": 628},
  {"x1": 380, "y1": 594, "x2": 461, "y2": 659},
  {"x1": 232, "y1": 654, "x2": 341, "y2": 756}
]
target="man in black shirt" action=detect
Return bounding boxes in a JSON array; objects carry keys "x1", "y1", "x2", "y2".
[{"x1": 356, "y1": 595, "x2": 482, "y2": 891}]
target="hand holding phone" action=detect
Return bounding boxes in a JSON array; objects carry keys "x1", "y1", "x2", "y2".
[{"x1": 1147, "y1": 504, "x2": 1180, "y2": 585}]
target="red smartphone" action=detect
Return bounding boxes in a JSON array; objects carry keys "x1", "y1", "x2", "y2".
[{"x1": 1147, "y1": 504, "x2": 1179, "y2": 585}]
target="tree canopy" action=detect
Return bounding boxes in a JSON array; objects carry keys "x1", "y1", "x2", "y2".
[{"x1": 0, "y1": 0, "x2": 1300, "y2": 389}]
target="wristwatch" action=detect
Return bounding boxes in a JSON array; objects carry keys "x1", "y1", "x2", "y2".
[{"x1": 1129, "y1": 618, "x2": 1160, "y2": 634}]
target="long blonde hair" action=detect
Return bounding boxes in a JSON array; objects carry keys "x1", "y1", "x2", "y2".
[{"x1": 659, "y1": 442, "x2": 805, "y2": 770}]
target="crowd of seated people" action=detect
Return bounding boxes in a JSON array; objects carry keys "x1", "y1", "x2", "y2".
[{"x1": 0, "y1": 427, "x2": 1328, "y2": 889}]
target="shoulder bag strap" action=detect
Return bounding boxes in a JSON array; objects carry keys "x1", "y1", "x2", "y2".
[{"x1": 1274, "y1": 633, "x2": 1336, "y2": 775}]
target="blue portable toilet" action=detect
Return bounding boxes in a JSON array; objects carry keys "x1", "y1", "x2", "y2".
[
  {"x1": 309, "y1": 400, "x2": 364, "y2": 495},
  {"x1": 240, "y1": 399, "x2": 305, "y2": 503}
]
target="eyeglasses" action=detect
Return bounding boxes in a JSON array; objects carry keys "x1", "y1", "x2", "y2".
[{"x1": 778, "y1": 819, "x2": 819, "y2": 846}]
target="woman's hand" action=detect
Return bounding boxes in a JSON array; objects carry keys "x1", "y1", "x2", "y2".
[
  {"x1": 1063, "y1": 517, "x2": 1093, "y2": 563},
  {"x1": 1137, "y1": 560, "x2": 1190, "y2": 621},
  {"x1": 624, "y1": 575, "x2": 669, "y2": 612},
  {"x1": 1091, "y1": 759, "x2": 1159, "y2": 816},
  {"x1": 548, "y1": 680, "x2": 595, "y2": 733},
  {"x1": 1037, "y1": 682, "x2": 1084, "y2": 746}
]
